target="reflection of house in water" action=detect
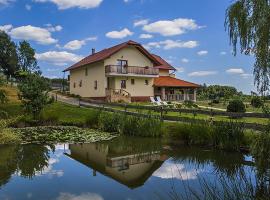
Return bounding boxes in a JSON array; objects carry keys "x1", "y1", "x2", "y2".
[{"x1": 65, "y1": 143, "x2": 167, "y2": 188}]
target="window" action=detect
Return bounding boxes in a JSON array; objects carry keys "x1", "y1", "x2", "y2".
[
  {"x1": 131, "y1": 79, "x2": 135, "y2": 85},
  {"x1": 117, "y1": 59, "x2": 128, "y2": 66},
  {"x1": 121, "y1": 80, "x2": 126, "y2": 89},
  {"x1": 79, "y1": 80, "x2": 82, "y2": 87},
  {"x1": 145, "y1": 80, "x2": 149, "y2": 85},
  {"x1": 94, "y1": 80, "x2": 98, "y2": 90},
  {"x1": 67, "y1": 75, "x2": 70, "y2": 81},
  {"x1": 73, "y1": 82, "x2": 76, "y2": 88},
  {"x1": 85, "y1": 67, "x2": 88, "y2": 76}
]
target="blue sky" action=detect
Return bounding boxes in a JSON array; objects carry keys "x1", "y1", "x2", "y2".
[{"x1": 0, "y1": 0, "x2": 256, "y2": 93}]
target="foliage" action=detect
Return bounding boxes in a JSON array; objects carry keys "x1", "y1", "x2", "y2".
[
  {"x1": 251, "y1": 96, "x2": 263, "y2": 108},
  {"x1": 0, "y1": 89, "x2": 8, "y2": 103},
  {"x1": 183, "y1": 100, "x2": 198, "y2": 108},
  {"x1": 17, "y1": 40, "x2": 39, "y2": 73},
  {"x1": 0, "y1": 110, "x2": 9, "y2": 119},
  {"x1": 85, "y1": 109, "x2": 101, "y2": 128},
  {"x1": 198, "y1": 84, "x2": 240, "y2": 101},
  {"x1": 213, "y1": 121, "x2": 245, "y2": 151},
  {"x1": 0, "y1": 31, "x2": 19, "y2": 78},
  {"x1": 98, "y1": 112, "x2": 122, "y2": 133},
  {"x1": 0, "y1": 129, "x2": 22, "y2": 144},
  {"x1": 18, "y1": 73, "x2": 52, "y2": 119},
  {"x1": 39, "y1": 111, "x2": 59, "y2": 126},
  {"x1": 227, "y1": 99, "x2": 246, "y2": 113},
  {"x1": 225, "y1": 0, "x2": 270, "y2": 93}
]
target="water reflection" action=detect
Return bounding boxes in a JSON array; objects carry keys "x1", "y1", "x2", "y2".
[{"x1": 0, "y1": 136, "x2": 265, "y2": 200}]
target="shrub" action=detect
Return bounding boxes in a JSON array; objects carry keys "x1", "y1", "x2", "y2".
[
  {"x1": 212, "y1": 120, "x2": 245, "y2": 151},
  {"x1": 251, "y1": 96, "x2": 263, "y2": 108},
  {"x1": 120, "y1": 115, "x2": 162, "y2": 137},
  {"x1": 85, "y1": 110, "x2": 101, "y2": 128},
  {"x1": 98, "y1": 112, "x2": 121, "y2": 133},
  {"x1": 212, "y1": 98, "x2": 220, "y2": 104},
  {"x1": 0, "y1": 89, "x2": 8, "y2": 103},
  {"x1": 0, "y1": 110, "x2": 9, "y2": 119},
  {"x1": 39, "y1": 112, "x2": 59, "y2": 126},
  {"x1": 227, "y1": 99, "x2": 246, "y2": 113},
  {"x1": 0, "y1": 129, "x2": 22, "y2": 144}
]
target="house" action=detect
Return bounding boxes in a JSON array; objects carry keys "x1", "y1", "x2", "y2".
[{"x1": 64, "y1": 40, "x2": 200, "y2": 102}]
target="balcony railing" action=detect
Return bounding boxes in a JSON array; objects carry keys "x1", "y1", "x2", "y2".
[{"x1": 105, "y1": 65, "x2": 159, "y2": 76}]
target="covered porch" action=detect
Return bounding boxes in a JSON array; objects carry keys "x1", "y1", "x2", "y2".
[
  {"x1": 153, "y1": 76, "x2": 200, "y2": 102},
  {"x1": 154, "y1": 87, "x2": 197, "y2": 102}
]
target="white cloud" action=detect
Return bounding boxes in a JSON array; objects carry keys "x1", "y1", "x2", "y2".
[
  {"x1": 0, "y1": 24, "x2": 13, "y2": 32},
  {"x1": 226, "y1": 68, "x2": 244, "y2": 74},
  {"x1": 63, "y1": 37, "x2": 97, "y2": 50},
  {"x1": 139, "y1": 33, "x2": 153, "y2": 39},
  {"x1": 197, "y1": 50, "x2": 208, "y2": 56},
  {"x1": 45, "y1": 24, "x2": 63, "y2": 32},
  {"x1": 35, "y1": 51, "x2": 83, "y2": 66},
  {"x1": 134, "y1": 19, "x2": 149, "y2": 27},
  {"x1": 175, "y1": 67, "x2": 185, "y2": 73},
  {"x1": 188, "y1": 71, "x2": 217, "y2": 77},
  {"x1": 34, "y1": 0, "x2": 103, "y2": 10},
  {"x1": 153, "y1": 162, "x2": 200, "y2": 181},
  {"x1": 0, "y1": 0, "x2": 14, "y2": 5},
  {"x1": 8, "y1": 25, "x2": 58, "y2": 45},
  {"x1": 123, "y1": 0, "x2": 131, "y2": 3},
  {"x1": 57, "y1": 193, "x2": 104, "y2": 200},
  {"x1": 106, "y1": 28, "x2": 133, "y2": 39},
  {"x1": 143, "y1": 18, "x2": 202, "y2": 36},
  {"x1": 25, "y1": 4, "x2": 31, "y2": 10},
  {"x1": 220, "y1": 51, "x2": 227, "y2": 55},
  {"x1": 240, "y1": 73, "x2": 253, "y2": 79},
  {"x1": 144, "y1": 40, "x2": 198, "y2": 50},
  {"x1": 181, "y1": 58, "x2": 189, "y2": 63}
]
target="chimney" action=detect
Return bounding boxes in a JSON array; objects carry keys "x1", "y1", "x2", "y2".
[{"x1": 92, "y1": 48, "x2": 95, "y2": 55}]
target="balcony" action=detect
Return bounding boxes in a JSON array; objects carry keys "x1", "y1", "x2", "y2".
[{"x1": 105, "y1": 65, "x2": 159, "y2": 77}]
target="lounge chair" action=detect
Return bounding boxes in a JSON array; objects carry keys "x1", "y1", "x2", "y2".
[
  {"x1": 150, "y1": 97, "x2": 162, "y2": 106},
  {"x1": 156, "y1": 96, "x2": 168, "y2": 106}
]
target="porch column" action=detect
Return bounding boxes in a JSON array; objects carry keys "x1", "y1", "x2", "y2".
[
  {"x1": 161, "y1": 87, "x2": 166, "y2": 101},
  {"x1": 193, "y1": 89, "x2": 197, "y2": 102},
  {"x1": 184, "y1": 89, "x2": 189, "y2": 101}
]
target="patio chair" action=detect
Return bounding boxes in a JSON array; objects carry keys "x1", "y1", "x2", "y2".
[
  {"x1": 150, "y1": 96, "x2": 162, "y2": 106},
  {"x1": 156, "y1": 96, "x2": 168, "y2": 106}
]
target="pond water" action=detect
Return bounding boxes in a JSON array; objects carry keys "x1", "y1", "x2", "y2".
[{"x1": 0, "y1": 136, "x2": 258, "y2": 200}]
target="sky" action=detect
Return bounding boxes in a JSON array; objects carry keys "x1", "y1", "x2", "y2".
[{"x1": 0, "y1": 0, "x2": 256, "y2": 94}]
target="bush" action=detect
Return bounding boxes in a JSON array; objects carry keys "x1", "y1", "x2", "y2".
[
  {"x1": 85, "y1": 110, "x2": 101, "y2": 128},
  {"x1": 0, "y1": 89, "x2": 8, "y2": 103},
  {"x1": 0, "y1": 129, "x2": 22, "y2": 144},
  {"x1": 39, "y1": 112, "x2": 59, "y2": 126},
  {"x1": 212, "y1": 98, "x2": 220, "y2": 104},
  {"x1": 183, "y1": 100, "x2": 198, "y2": 108},
  {"x1": 120, "y1": 115, "x2": 162, "y2": 137},
  {"x1": 251, "y1": 96, "x2": 263, "y2": 108},
  {"x1": 227, "y1": 99, "x2": 246, "y2": 113},
  {"x1": 98, "y1": 112, "x2": 121, "y2": 133},
  {"x1": 0, "y1": 110, "x2": 9, "y2": 119},
  {"x1": 212, "y1": 120, "x2": 245, "y2": 151}
]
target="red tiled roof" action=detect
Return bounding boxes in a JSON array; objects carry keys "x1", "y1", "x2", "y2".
[
  {"x1": 152, "y1": 54, "x2": 176, "y2": 70},
  {"x1": 154, "y1": 76, "x2": 200, "y2": 88},
  {"x1": 64, "y1": 40, "x2": 162, "y2": 72}
]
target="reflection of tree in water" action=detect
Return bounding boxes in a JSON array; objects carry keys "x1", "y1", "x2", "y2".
[
  {"x1": 0, "y1": 144, "x2": 52, "y2": 187},
  {"x1": 168, "y1": 146, "x2": 248, "y2": 178}
]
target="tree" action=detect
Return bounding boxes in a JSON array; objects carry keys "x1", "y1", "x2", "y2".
[
  {"x1": 18, "y1": 73, "x2": 52, "y2": 119},
  {"x1": 0, "y1": 75, "x2": 7, "y2": 104},
  {"x1": 17, "y1": 40, "x2": 39, "y2": 73},
  {"x1": 225, "y1": 0, "x2": 270, "y2": 93},
  {"x1": 0, "y1": 31, "x2": 18, "y2": 79}
]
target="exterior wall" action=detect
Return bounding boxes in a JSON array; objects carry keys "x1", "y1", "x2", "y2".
[
  {"x1": 112, "y1": 77, "x2": 154, "y2": 97},
  {"x1": 104, "y1": 46, "x2": 154, "y2": 67},
  {"x1": 159, "y1": 69, "x2": 170, "y2": 76},
  {"x1": 69, "y1": 61, "x2": 106, "y2": 97}
]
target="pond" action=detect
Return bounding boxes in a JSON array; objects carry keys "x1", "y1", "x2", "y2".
[{"x1": 0, "y1": 136, "x2": 260, "y2": 200}]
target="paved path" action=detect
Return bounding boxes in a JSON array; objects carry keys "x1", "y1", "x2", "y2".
[{"x1": 198, "y1": 105, "x2": 226, "y2": 111}]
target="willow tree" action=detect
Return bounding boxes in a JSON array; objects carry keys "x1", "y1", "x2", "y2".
[{"x1": 225, "y1": 0, "x2": 270, "y2": 94}]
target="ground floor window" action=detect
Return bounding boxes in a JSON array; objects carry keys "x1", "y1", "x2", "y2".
[
  {"x1": 131, "y1": 79, "x2": 135, "y2": 85},
  {"x1": 121, "y1": 80, "x2": 126, "y2": 89},
  {"x1": 145, "y1": 80, "x2": 149, "y2": 85},
  {"x1": 94, "y1": 80, "x2": 98, "y2": 90}
]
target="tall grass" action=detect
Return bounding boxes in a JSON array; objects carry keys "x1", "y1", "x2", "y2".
[
  {"x1": 166, "y1": 120, "x2": 245, "y2": 150},
  {"x1": 98, "y1": 112, "x2": 163, "y2": 137}
]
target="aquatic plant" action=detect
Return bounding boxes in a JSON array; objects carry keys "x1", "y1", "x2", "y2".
[{"x1": 85, "y1": 109, "x2": 101, "y2": 128}]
